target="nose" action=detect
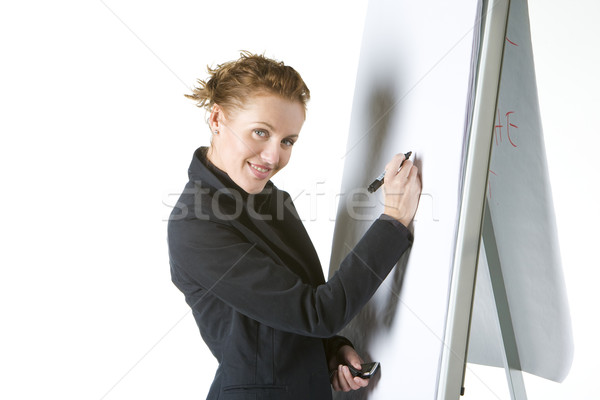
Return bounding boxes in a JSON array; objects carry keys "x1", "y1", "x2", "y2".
[{"x1": 260, "y1": 140, "x2": 280, "y2": 167}]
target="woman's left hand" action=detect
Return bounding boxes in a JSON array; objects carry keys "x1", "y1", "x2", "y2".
[{"x1": 329, "y1": 345, "x2": 370, "y2": 392}]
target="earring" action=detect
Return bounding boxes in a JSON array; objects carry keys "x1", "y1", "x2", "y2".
[{"x1": 213, "y1": 130, "x2": 219, "y2": 135}]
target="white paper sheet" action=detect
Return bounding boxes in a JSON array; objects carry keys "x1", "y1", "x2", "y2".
[
  {"x1": 328, "y1": 1, "x2": 480, "y2": 398},
  {"x1": 467, "y1": 0, "x2": 574, "y2": 382}
]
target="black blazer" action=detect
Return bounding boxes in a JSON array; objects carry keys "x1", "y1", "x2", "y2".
[{"x1": 168, "y1": 148, "x2": 413, "y2": 399}]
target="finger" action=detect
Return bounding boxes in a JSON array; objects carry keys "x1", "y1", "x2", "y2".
[
  {"x1": 354, "y1": 376, "x2": 370, "y2": 388},
  {"x1": 384, "y1": 166, "x2": 403, "y2": 188},
  {"x1": 384, "y1": 163, "x2": 414, "y2": 197},
  {"x1": 407, "y1": 162, "x2": 418, "y2": 177},
  {"x1": 344, "y1": 352, "x2": 364, "y2": 370},
  {"x1": 407, "y1": 164, "x2": 421, "y2": 189},
  {"x1": 384, "y1": 153, "x2": 407, "y2": 180},
  {"x1": 396, "y1": 159, "x2": 414, "y2": 178},
  {"x1": 331, "y1": 371, "x2": 341, "y2": 391},
  {"x1": 337, "y1": 365, "x2": 351, "y2": 392},
  {"x1": 341, "y1": 365, "x2": 362, "y2": 391}
]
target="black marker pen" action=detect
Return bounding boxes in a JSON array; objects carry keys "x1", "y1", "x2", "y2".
[{"x1": 367, "y1": 151, "x2": 412, "y2": 193}]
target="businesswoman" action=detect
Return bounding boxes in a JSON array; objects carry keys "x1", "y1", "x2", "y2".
[{"x1": 168, "y1": 52, "x2": 421, "y2": 400}]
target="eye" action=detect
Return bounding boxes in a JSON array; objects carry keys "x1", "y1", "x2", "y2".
[
  {"x1": 253, "y1": 129, "x2": 267, "y2": 138},
  {"x1": 281, "y1": 138, "x2": 295, "y2": 147}
]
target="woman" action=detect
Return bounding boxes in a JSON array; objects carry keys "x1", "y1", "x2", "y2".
[{"x1": 168, "y1": 52, "x2": 421, "y2": 399}]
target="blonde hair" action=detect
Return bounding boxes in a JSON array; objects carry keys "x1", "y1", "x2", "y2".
[{"x1": 185, "y1": 51, "x2": 310, "y2": 115}]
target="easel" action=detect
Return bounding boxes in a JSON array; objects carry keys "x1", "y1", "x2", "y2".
[
  {"x1": 436, "y1": 0, "x2": 529, "y2": 399},
  {"x1": 479, "y1": 202, "x2": 528, "y2": 399}
]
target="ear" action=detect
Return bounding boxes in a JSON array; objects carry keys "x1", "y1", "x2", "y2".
[{"x1": 208, "y1": 104, "x2": 225, "y2": 133}]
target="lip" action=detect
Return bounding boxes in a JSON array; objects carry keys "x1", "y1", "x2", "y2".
[{"x1": 247, "y1": 162, "x2": 272, "y2": 180}]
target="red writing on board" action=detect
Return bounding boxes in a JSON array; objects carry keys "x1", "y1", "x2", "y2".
[{"x1": 494, "y1": 109, "x2": 518, "y2": 148}]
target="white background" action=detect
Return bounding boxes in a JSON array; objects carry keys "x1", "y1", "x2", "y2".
[{"x1": 0, "y1": 1, "x2": 598, "y2": 399}]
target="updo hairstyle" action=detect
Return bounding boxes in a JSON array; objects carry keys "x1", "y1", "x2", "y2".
[{"x1": 185, "y1": 51, "x2": 310, "y2": 116}]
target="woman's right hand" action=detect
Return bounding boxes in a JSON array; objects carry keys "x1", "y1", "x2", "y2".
[{"x1": 382, "y1": 153, "x2": 422, "y2": 227}]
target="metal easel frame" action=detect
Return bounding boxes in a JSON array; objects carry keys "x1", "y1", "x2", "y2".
[
  {"x1": 481, "y1": 202, "x2": 528, "y2": 399},
  {"x1": 436, "y1": 0, "x2": 528, "y2": 398}
]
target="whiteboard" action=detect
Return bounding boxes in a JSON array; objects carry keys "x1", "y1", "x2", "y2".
[{"x1": 328, "y1": 0, "x2": 481, "y2": 398}]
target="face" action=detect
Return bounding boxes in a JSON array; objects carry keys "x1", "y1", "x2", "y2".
[{"x1": 207, "y1": 94, "x2": 305, "y2": 194}]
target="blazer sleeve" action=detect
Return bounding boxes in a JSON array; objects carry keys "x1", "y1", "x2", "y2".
[
  {"x1": 168, "y1": 216, "x2": 412, "y2": 338},
  {"x1": 323, "y1": 335, "x2": 355, "y2": 362}
]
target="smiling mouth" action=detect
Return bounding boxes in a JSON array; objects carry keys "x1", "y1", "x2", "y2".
[
  {"x1": 249, "y1": 163, "x2": 270, "y2": 173},
  {"x1": 247, "y1": 162, "x2": 274, "y2": 179}
]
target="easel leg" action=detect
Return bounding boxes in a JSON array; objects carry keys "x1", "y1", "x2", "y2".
[{"x1": 482, "y1": 202, "x2": 528, "y2": 400}]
